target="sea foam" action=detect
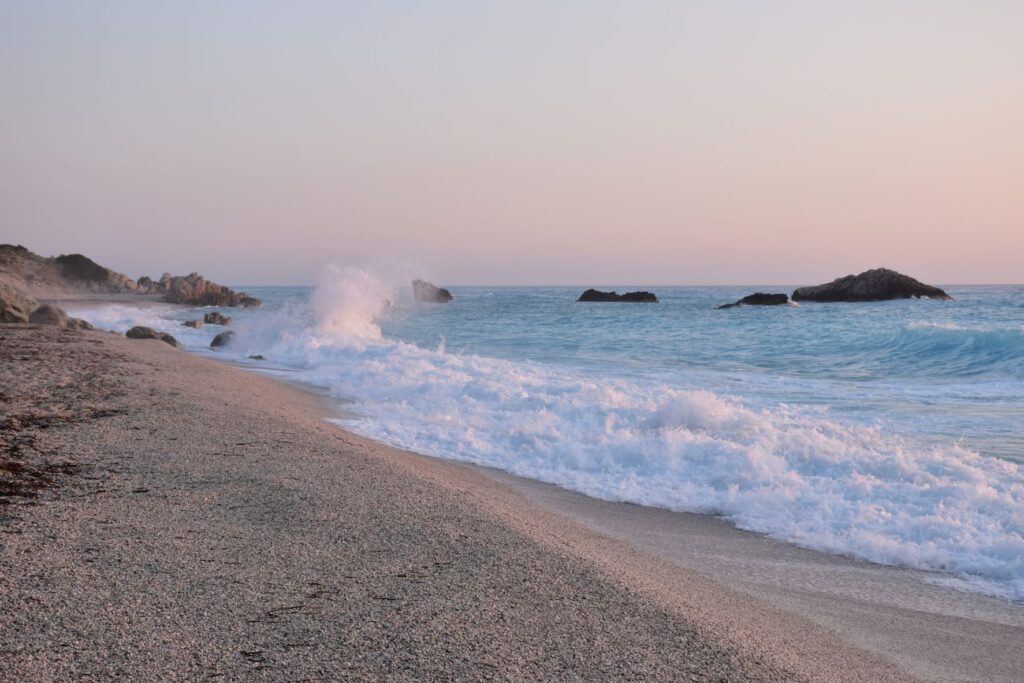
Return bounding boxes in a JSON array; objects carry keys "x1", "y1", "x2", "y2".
[
  {"x1": 72, "y1": 271, "x2": 1024, "y2": 601},
  {"x1": 247, "y1": 270, "x2": 1024, "y2": 601}
]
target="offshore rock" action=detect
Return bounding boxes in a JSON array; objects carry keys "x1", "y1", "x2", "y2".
[
  {"x1": 792, "y1": 268, "x2": 953, "y2": 303},
  {"x1": 412, "y1": 279, "x2": 453, "y2": 303},
  {"x1": 203, "y1": 311, "x2": 231, "y2": 326},
  {"x1": 577, "y1": 289, "x2": 658, "y2": 303},
  {"x1": 718, "y1": 293, "x2": 790, "y2": 309}
]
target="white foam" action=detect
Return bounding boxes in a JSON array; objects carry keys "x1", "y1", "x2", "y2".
[
  {"x1": 242, "y1": 270, "x2": 1024, "y2": 601},
  {"x1": 68, "y1": 273, "x2": 1024, "y2": 601}
]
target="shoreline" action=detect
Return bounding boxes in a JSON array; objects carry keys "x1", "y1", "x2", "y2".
[
  {"x1": 2, "y1": 324, "x2": 911, "y2": 681},
  {"x1": 2, "y1": 324, "x2": 1021, "y2": 680}
]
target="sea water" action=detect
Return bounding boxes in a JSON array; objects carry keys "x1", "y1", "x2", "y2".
[{"x1": 68, "y1": 272, "x2": 1024, "y2": 601}]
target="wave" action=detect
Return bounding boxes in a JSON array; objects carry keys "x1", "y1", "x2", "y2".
[
  {"x1": 71, "y1": 272, "x2": 1024, "y2": 600},
  {"x1": 241, "y1": 270, "x2": 1024, "y2": 601},
  {"x1": 882, "y1": 322, "x2": 1024, "y2": 379}
]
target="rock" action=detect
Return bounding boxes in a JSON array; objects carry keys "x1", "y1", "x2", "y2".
[
  {"x1": 28, "y1": 304, "x2": 69, "y2": 327},
  {"x1": 0, "y1": 283, "x2": 34, "y2": 323},
  {"x1": 126, "y1": 326, "x2": 161, "y2": 340},
  {"x1": 248, "y1": 354, "x2": 265, "y2": 361},
  {"x1": 203, "y1": 311, "x2": 231, "y2": 325},
  {"x1": 163, "y1": 273, "x2": 260, "y2": 308},
  {"x1": 792, "y1": 268, "x2": 953, "y2": 303},
  {"x1": 210, "y1": 331, "x2": 235, "y2": 348},
  {"x1": 183, "y1": 319, "x2": 203, "y2": 329},
  {"x1": 717, "y1": 293, "x2": 790, "y2": 309},
  {"x1": 577, "y1": 289, "x2": 658, "y2": 303},
  {"x1": 126, "y1": 326, "x2": 178, "y2": 346},
  {"x1": 67, "y1": 318, "x2": 94, "y2": 330},
  {"x1": 412, "y1": 279, "x2": 453, "y2": 303}
]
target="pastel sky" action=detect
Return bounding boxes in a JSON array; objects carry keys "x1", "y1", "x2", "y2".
[{"x1": 2, "y1": 1, "x2": 1022, "y2": 285}]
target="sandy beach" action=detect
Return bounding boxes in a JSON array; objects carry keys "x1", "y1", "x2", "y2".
[{"x1": 1, "y1": 324, "x2": 1019, "y2": 681}]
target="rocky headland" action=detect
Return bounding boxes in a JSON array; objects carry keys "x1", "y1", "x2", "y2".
[{"x1": 0, "y1": 244, "x2": 261, "y2": 327}]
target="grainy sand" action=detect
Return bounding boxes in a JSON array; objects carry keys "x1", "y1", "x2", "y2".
[{"x1": 1, "y1": 325, "x2": 922, "y2": 681}]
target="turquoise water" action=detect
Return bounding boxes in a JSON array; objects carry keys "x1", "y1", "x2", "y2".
[{"x1": 69, "y1": 280, "x2": 1024, "y2": 600}]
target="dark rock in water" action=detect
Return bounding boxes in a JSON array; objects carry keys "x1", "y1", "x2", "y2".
[
  {"x1": 792, "y1": 268, "x2": 953, "y2": 303},
  {"x1": 203, "y1": 311, "x2": 231, "y2": 325},
  {"x1": 248, "y1": 354, "x2": 265, "y2": 361},
  {"x1": 183, "y1": 319, "x2": 203, "y2": 329},
  {"x1": 210, "y1": 331, "x2": 235, "y2": 348},
  {"x1": 718, "y1": 293, "x2": 789, "y2": 309},
  {"x1": 577, "y1": 289, "x2": 658, "y2": 303},
  {"x1": 28, "y1": 304, "x2": 69, "y2": 327},
  {"x1": 126, "y1": 326, "x2": 177, "y2": 347},
  {"x1": 240, "y1": 296, "x2": 262, "y2": 308},
  {"x1": 412, "y1": 279, "x2": 453, "y2": 303}
]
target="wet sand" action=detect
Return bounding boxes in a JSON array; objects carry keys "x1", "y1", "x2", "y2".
[{"x1": 0, "y1": 324, "x2": 1004, "y2": 680}]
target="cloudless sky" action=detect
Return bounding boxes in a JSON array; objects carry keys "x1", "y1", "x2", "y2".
[{"x1": 1, "y1": 1, "x2": 1022, "y2": 285}]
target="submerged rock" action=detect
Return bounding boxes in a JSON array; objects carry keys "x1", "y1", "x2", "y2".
[
  {"x1": 28, "y1": 305, "x2": 69, "y2": 327},
  {"x1": 210, "y1": 331, "x2": 235, "y2": 348},
  {"x1": 577, "y1": 289, "x2": 658, "y2": 303},
  {"x1": 718, "y1": 293, "x2": 789, "y2": 309},
  {"x1": 792, "y1": 268, "x2": 953, "y2": 303},
  {"x1": 203, "y1": 311, "x2": 231, "y2": 326},
  {"x1": 183, "y1": 319, "x2": 203, "y2": 329},
  {"x1": 412, "y1": 279, "x2": 453, "y2": 303},
  {"x1": 126, "y1": 326, "x2": 178, "y2": 347}
]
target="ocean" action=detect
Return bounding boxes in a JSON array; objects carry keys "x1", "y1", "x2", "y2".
[{"x1": 68, "y1": 271, "x2": 1024, "y2": 601}]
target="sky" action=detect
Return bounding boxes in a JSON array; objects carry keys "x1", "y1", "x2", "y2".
[{"x1": 1, "y1": 1, "x2": 1022, "y2": 286}]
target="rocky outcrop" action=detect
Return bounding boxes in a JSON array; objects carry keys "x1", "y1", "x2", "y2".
[
  {"x1": 718, "y1": 293, "x2": 789, "y2": 309},
  {"x1": 210, "y1": 331, "x2": 235, "y2": 348},
  {"x1": 183, "y1": 319, "x2": 203, "y2": 329},
  {"x1": 792, "y1": 269, "x2": 953, "y2": 303},
  {"x1": 126, "y1": 326, "x2": 178, "y2": 347},
  {"x1": 412, "y1": 279, "x2": 453, "y2": 303},
  {"x1": 577, "y1": 289, "x2": 658, "y2": 303},
  {"x1": 203, "y1": 312, "x2": 231, "y2": 325},
  {"x1": 157, "y1": 273, "x2": 261, "y2": 307}
]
